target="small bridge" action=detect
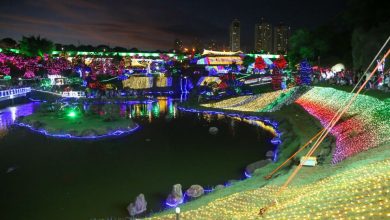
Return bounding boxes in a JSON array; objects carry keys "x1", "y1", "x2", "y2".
[{"x1": 0, "y1": 87, "x2": 31, "y2": 102}]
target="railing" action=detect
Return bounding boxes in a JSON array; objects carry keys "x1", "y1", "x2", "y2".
[
  {"x1": 61, "y1": 91, "x2": 86, "y2": 98},
  {"x1": 0, "y1": 87, "x2": 31, "y2": 99}
]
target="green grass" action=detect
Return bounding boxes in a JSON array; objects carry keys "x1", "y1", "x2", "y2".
[{"x1": 18, "y1": 112, "x2": 136, "y2": 137}]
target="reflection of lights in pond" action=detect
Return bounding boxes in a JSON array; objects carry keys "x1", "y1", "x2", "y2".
[
  {"x1": 10, "y1": 107, "x2": 17, "y2": 121},
  {"x1": 0, "y1": 103, "x2": 36, "y2": 129}
]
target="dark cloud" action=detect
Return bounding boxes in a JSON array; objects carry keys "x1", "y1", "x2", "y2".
[{"x1": 0, "y1": 0, "x2": 346, "y2": 50}]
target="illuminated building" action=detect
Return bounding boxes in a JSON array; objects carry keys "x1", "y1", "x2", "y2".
[
  {"x1": 273, "y1": 22, "x2": 290, "y2": 54},
  {"x1": 229, "y1": 19, "x2": 241, "y2": 52},
  {"x1": 174, "y1": 39, "x2": 183, "y2": 52},
  {"x1": 254, "y1": 18, "x2": 273, "y2": 53}
]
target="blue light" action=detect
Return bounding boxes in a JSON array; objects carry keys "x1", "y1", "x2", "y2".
[
  {"x1": 165, "y1": 193, "x2": 186, "y2": 208},
  {"x1": 180, "y1": 77, "x2": 189, "y2": 93},
  {"x1": 16, "y1": 123, "x2": 141, "y2": 140}
]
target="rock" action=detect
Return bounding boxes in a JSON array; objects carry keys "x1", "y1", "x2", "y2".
[
  {"x1": 226, "y1": 179, "x2": 239, "y2": 186},
  {"x1": 209, "y1": 127, "x2": 218, "y2": 135},
  {"x1": 164, "y1": 115, "x2": 172, "y2": 122},
  {"x1": 81, "y1": 129, "x2": 97, "y2": 137},
  {"x1": 6, "y1": 166, "x2": 17, "y2": 173},
  {"x1": 214, "y1": 185, "x2": 225, "y2": 191},
  {"x1": 245, "y1": 159, "x2": 271, "y2": 176},
  {"x1": 32, "y1": 121, "x2": 45, "y2": 129},
  {"x1": 186, "y1": 185, "x2": 204, "y2": 198},
  {"x1": 166, "y1": 184, "x2": 183, "y2": 206},
  {"x1": 127, "y1": 193, "x2": 147, "y2": 216},
  {"x1": 266, "y1": 150, "x2": 274, "y2": 158},
  {"x1": 68, "y1": 130, "x2": 79, "y2": 136}
]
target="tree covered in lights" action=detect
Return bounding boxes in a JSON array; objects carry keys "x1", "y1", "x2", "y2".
[
  {"x1": 299, "y1": 59, "x2": 313, "y2": 85},
  {"x1": 254, "y1": 56, "x2": 266, "y2": 71},
  {"x1": 272, "y1": 55, "x2": 287, "y2": 90}
]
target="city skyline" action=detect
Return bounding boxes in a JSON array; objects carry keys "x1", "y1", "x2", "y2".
[
  {"x1": 177, "y1": 19, "x2": 289, "y2": 53},
  {"x1": 0, "y1": 0, "x2": 346, "y2": 50}
]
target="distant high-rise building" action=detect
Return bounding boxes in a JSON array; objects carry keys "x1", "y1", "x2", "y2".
[
  {"x1": 206, "y1": 39, "x2": 217, "y2": 50},
  {"x1": 229, "y1": 19, "x2": 240, "y2": 51},
  {"x1": 191, "y1": 38, "x2": 202, "y2": 52},
  {"x1": 174, "y1": 39, "x2": 183, "y2": 51},
  {"x1": 254, "y1": 18, "x2": 273, "y2": 53},
  {"x1": 273, "y1": 23, "x2": 290, "y2": 54}
]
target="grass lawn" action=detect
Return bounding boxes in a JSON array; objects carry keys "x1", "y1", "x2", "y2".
[{"x1": 18, "y1": 112, "x2": 136, "y2": 137}]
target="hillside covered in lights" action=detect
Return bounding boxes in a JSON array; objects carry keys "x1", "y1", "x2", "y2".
[{"x1": 151, "y1": 86, "x2": 390, "y2": 219}]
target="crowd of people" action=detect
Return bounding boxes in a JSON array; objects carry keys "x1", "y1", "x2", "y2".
[{"x1": 312, "y1": 69, "x2": 390, "y2": 92}]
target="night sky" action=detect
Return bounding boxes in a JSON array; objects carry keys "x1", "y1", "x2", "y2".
[{"x1": 0, "y1": 0, "x2": 346, "y2": 50}]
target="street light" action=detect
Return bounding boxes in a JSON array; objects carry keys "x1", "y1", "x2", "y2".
[{"x1": 175, "y1": 207, "x2": 180, "y2": 220}]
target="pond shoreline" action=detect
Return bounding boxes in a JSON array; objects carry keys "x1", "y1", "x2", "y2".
[{"x1": 148, "y1": 97, "x2": 332, "y2": 217}]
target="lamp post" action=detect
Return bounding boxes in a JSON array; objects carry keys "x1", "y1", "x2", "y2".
[{"x1": 175, "y1": 207, "x2": 180, "y2": 220}]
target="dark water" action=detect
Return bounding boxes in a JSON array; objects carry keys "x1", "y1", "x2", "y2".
[{"x1": 0, "y1": 98, "x2": 274, "y2": 220}]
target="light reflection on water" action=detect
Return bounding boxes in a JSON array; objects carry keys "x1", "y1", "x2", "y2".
[
  {"x1": 0, "y1": 97, "x2": 274, "y2": 144},
  {"x1": 0, "y1": 103, "x2": 39, "y2": 129},
  {"x1": 0, "y1": 97, "x2": 276, "y2": 140},
  {"x1": 84, "y1": 97, "x2": 177, "y2": 123}
]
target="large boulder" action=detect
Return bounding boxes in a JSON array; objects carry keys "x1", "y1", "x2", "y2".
[
  {"x1": 266, "y1": 150, "x2": 274, "y2": 158},
  {"x1": 166, "y1": 184, "x2": 183, "y2": 206},
  {"x1": 186, "y1": 185, "x2": 204, "y2": 198},
  {"x1": 214, "y1": 184, "x2": 225, "y2": 191},
  {"x1": 127, "y1": 193, "x2": 147, "y2": 216},
  {"x1": 209, "y1": 127, "x2": 218, "y2": 135},
  {"x1": 245, "y1": 159, "x2": 272, "y2": 176}
]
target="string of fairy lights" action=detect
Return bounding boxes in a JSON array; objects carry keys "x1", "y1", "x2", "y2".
[
  {"x1": 149, "y1": 159, "x2": 390, "y2": 219},
  {"x1": 296, "y1": 87, "x2": 390, "y2": 163},
  {"x1": 201, "y1": 88, "x2": 295, "y2": 112}
]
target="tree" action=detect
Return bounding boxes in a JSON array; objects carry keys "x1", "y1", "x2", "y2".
[
  {"x1": 129, "y1": 48, "x2": 139, "y2": 52},
  {"x1": 113, "y1": 46, "x2": 127, "y2": 52},
  {"x1": 19, "y1": 36, "x2": 54, "y2": 57},
  {"x1": 77, "y1": 45, "x2": 94, "y2": 51},
  {"x1": 0, "y1": 38, "x2": 17, "y2": 49},
  {"x1": 299, "y1": 60, "x2": 313, "y2": 85},
  {"x1": 271, "y1": 56, "x2": 287, "y2": 90},
  {"x1": 254, "y1": 57, "x2": 266, "y2": 70},
  {"x1": 351, "y1": 21, "x2": 390, "y2": 70},
  {"x1": 96, "y1": 45, "x2": 110, "y2": 52}
]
